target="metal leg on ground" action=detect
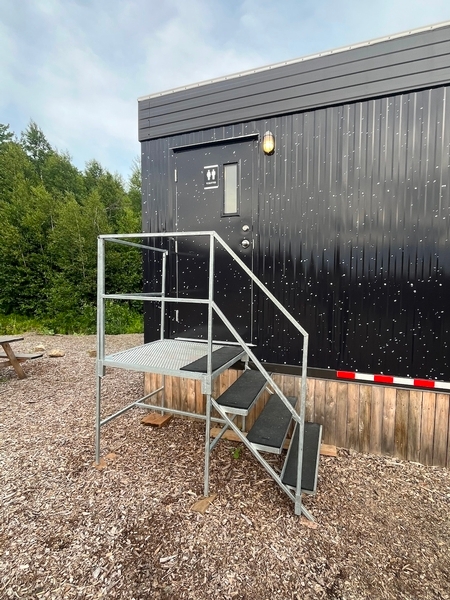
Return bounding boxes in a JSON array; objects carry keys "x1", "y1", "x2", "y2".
[
  {"x1": 204, "y1": 393, "x2": 212, "y2": 497},
  {"x1": 95, "y1": 375, "x2": 102, "y2": 464},
  {"x1": 299, "y1": 502, "x2": 315, "y2": 521},
  {"x1": 160, "y1": 374, "x2": 166, "y2": 415}
]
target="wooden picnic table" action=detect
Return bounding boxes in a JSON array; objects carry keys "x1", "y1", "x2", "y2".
[{"x1": 0, "y1": 335, "x2": 43, "y2": 379}]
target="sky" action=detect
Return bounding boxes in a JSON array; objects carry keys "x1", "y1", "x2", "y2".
[{"x1": 1, "y1": 0, "x2": 450, "y2": 182}]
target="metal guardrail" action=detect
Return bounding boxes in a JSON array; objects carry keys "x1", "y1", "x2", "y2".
[{"x1": 96, "y1": 231, "x2": 310, "y2": 518}]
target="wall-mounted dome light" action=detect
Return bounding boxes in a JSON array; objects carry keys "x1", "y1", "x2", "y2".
[{"x1": 262, "y1": 131, "x2": 275, "y2": 155}]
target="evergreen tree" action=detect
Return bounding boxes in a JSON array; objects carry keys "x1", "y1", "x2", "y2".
[
  {"x1": 0, "y1": 121, "x2": 143, "y2": 333},
  {"x1": 0, "y1": 183, "x2": 60, "y2": 314},
  {"x1": 0, "y1": 141, "x2": 38, "y2": 204},
  {"x1": 20, "y1": 120, "x2": 53, "y2": 177},
  {"x1": 0, "y1": 123, "x2": 14, "y2": 145},
  {"x1": 41, "y1": 150, "x2": 84, "y2": 199}
]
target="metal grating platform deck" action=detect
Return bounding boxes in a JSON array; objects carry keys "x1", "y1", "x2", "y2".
[{"x1": 102, "y1": 339, "x2": 243, "y2": 380}]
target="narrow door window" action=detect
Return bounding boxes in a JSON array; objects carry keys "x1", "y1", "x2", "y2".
[{"x1": 223, "y1": 163, "x2": 239, "y2": 215}]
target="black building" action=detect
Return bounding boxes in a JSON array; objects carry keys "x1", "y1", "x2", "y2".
[{"x1": 139, "y1": 22, "x2": 450, "y2": 385}]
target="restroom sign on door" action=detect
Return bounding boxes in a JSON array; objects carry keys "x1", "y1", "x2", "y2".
[{"x1": 204, "y1": 165, "x2": 219, "y2": 189}]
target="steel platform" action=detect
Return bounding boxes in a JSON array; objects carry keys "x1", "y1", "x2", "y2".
[{"x1": 102, "y1": 339, "x2": 245, "y2": 381}]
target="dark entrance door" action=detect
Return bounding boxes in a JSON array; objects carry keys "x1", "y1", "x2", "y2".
[{"x1": 172, "y1": 138, "x2": 257, "y2": 343}]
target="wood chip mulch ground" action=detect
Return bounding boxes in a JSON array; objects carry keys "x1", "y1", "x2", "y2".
[{"x1": 0, "y1": 334, "x2": 449, "y2": 600}]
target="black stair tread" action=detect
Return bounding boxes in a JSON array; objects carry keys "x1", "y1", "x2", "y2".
[
  {"x1": 247, "y1": 394, "x2": 296, "y2": 451},
  {"x1": 216, "y1": 370, "x2": 267, "y2": 412},
  {"x1": 282, "y1": 422, "x2": 322, "y2": 493},
  {"x1": 181, "y1": 346, "x2": 244, "y2": 373}
]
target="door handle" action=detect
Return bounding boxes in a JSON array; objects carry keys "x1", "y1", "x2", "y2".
[{"x1": 241, "y1": 239, "x2": 250, "y2": 249}]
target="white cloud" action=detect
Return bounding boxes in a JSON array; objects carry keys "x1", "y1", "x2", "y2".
[
  {"x1": 1, "y1": 0, "x2": 449, "y2": 178},
  {"x1": 1, "y1": 0, "x2": 141, "y2": 174},
  {"x1": 138, "y1": 0, "x2": 264, "y2": 93},
  {"x1": 238, "y1": 0, "x2": 450, "y2": 60}
]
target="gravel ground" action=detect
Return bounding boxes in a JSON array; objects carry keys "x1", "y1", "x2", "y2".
[{"x1": 0, "y1": 334, "x2": 449, "y2": 600}]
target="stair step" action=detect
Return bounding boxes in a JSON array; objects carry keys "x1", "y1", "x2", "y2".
[
  {"x1": 246, "y1": 394, "x2": 296, "y2": 454},
  {"x1": 216, "y1": 370, "x2": 267, "y2": 415},
  {"x1": 281, "y1": 422, "x2": 322, "y2": 494},
  {"x1": 180, "y1": 346, "x2": 244, "y2": 373}
]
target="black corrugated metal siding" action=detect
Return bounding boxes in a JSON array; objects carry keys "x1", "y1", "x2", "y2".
[
  {"x1": 255, "y1": 88, "x2": 450, "y2": 379},
  {"x1": 138, "y1": 24, "x2": 450, "y2": 141},
  {"x1": 142, "y1": 86, "x2": 450, "y2": 379}
]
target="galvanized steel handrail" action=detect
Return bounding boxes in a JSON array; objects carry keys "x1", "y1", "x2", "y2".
[
  {"x1": 98, "y1": 231, "x2": 308, "y2": 419},
  {"x1": 212, "y1": 303, "x2": 304, "y2": 422},
  {"x1": 211, "y1": 231, "x2": 308, "y2": 412},
  {"x1": 96, "y1": 231, "x2": 310, "y2": 517},
  {"x1": 208, "y1": 233, "x2": 308, "y2": 518}
]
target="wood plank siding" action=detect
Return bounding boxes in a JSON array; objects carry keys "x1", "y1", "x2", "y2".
[{"x1": 144, "y1": 372, "x2": 450, "y2": 467}]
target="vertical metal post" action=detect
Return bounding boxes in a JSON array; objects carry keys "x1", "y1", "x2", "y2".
[
  {"x1": 241, "y1": 354, "x2": 249, "y2": 432},
  {"x1": 294, "y1": 334, "x2": 309, "y2": 516},
  {"x1": 159, "y1": 250, "x2": 168, "y2": 415},
  {"x1": 204, "y1": 234, "x2": 215, "y2": 496},
  {"x1": 160, "y1": 251, "x2": 167, "y2": 341},
  {"x1": 207, "y1": 234, "x2": 215, "y2": 377},
  {"x1": 204, "y1": 392, "x2": 212, "y2": 497},
  {"x1": 95, "y1": 236, "x2": 106, "y2": 464},
  {"x1": 95, "y1": 376, "x2": 102, "y2": 463}
]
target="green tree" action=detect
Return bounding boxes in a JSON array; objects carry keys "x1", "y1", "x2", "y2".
[
  {"x1": 0, "y1": 121, "x2": 143, "y2": 333},
  {"x1": 52, "y1": 191, "x2": 110, "y2": 293},
  {"x1": 0, "y1": 141, "x2": 38, "y2": 204},
  {"x1": 41, "y1": 151, "x2": 85, "y2": 199},
  {"x1": 83, "y1": 159, "x2": 106, "y2": 198},
  {"x1": 128, "y1": 157, "x2": 142, "y2": 214},
  {"x1": 0, "y1": 123, "x2": 14, "y2": 145},
  {"x1": 42, "y1": 191, "x2": 108, "y2": 332},
  {"x1": 20, "y1": 120, "x2": 53, "y2": 177},
  {"x1": 84, "y1": 159, "x2": 131, "y2": 225},
  {"x1": 0, "y1": 183, "x2": 60, "y2": 314}
]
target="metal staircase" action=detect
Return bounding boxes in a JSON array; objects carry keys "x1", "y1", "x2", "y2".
[{"x1": 96, "y1": 232, "x2": 322, "y2": 519}]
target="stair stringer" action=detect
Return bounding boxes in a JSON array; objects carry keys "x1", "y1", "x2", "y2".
[
  {"x1": 205, "y1": 302, "x2": 310, "y2": 519},
  {"x1": 210, "y1": 396, "x2": 314, "y2": 521}
]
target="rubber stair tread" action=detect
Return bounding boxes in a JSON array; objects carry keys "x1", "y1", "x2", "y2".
[
  {"x1": 246, "y1": 394, "x2": 296, "y2": 452},
  {"x1": 216, "y1": 370, "x2": 267, "y2": 412},
  {"x1": 180, "y1": 346, "x2": 244, "y2": 373},
  {"x1": 282, "y1": 422, "x2": 322, "y2": 493}
]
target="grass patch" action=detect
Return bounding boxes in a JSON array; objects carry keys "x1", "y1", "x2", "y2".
[
  {"x1": 0, "y1": 313, "x2": 55, "y2": 335},
  {"x1": 0, "y1": 304, "x2": 144, "y2": 336}
]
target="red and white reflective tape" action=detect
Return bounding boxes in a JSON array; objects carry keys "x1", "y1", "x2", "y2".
[{"x1": 336, "y1": 370, "x2": 450, "y2": 391}]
